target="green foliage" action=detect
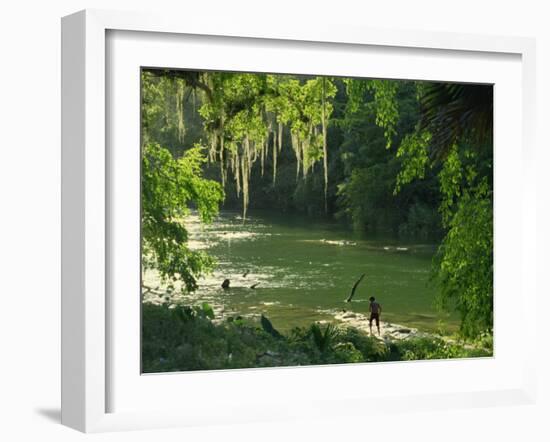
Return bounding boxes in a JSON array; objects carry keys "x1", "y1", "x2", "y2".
[
  {"x1": 141, "y1": 69, "x2": 494, "y2": 342},
  {"x1": 389, "y1": 336, "x2": 489, "y2": 361},
  {"x1": 397, "y1": 201, "x2": 441, "y2": 239},
  {"x1": 343, "y1": 79, "x2": 399, "y2": 148},
  {"x1": 438, "y1": 145, "x2": 463, "y2": 224},
  {"x1": 193, "y1": 72, "x2": 338, "y2": 217},
  {"x1": 200, "y1": 72, "x2": 268, "y2": 142},
  {"x1": 141, "y1": 303, "x2": 491, "y2": 373},
  {"x1": 172, "y1": 302, "x2": 215, "y2": 323},
  {"x1": 433, "y1": 180, "x2": 493, "y2": 338},
  {"x1": 141, "y1": 71, "x2": 206, "y2": 155},
  {"x1": 337, "y1": 163, "x2": 403, "y2": 233},
  {"x1": 394, "y1": 85, "x2": 494, "y2": 338},
  {"x1": 394, "y1": 130, "x2": 431, "y2": 193},
  {"x1": 419, "y1": 83, "x2": 493, "y2": 160},
  {"x1": 366, "y1": 80, "x2": 400, "y2": 148},
  {"x1": 141, "y1": 143, "x2": 224, "y2": 291},
  {"x1": 337, "y1": 327, "x2": 389, "y2": 362},
  {"x1": 388, "y1": 80, "x2": 495, "y2": 339},
  {"x1": 309, "y1": 323, "x2": 340, "y2": 354},
  {"x1": 336, "y1": 81, "x2": 440, "y2": 237},
  {"x1": 342, "y1": 78, "x2": 369, "y2": 115}
]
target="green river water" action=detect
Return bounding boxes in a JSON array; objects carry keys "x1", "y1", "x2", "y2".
[{"x1": 143, "y1": 210, "x2": 458, "y2": 334}]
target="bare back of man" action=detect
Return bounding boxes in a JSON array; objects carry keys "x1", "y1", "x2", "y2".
[{"x1": 369, "y1": 296, "x2": 382, "y2": 336}]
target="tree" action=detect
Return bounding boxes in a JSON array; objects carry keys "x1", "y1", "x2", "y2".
[
  {"x1": 435, "y1": 177, "x2": 493, "y2": 338},
  {"x1": 394, "y1": 83, "x2": 494, "y2": 338},
  {"x1": 419, "y1": 82, "x2": 493, "y2": 161},
  {"x1": 433, "y1": 145, "x2": 493, "y2": 338},
  {"x1": 337, "y1": 80, "x2": 441, "y2": 237},
  {"x1": 142, "y1": 69, "x2": 338, "y2": 219},
  {"x1": 141, "y1": 143, "x2": 224, "y2": 292}
]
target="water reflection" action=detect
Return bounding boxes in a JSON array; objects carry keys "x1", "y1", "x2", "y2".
[{"x1": 142, "y1": 211, "x2": 456, "y2": 333}]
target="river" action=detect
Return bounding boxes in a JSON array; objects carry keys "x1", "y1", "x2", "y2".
[{"x1": 142, "y1": 210, "x2": 458, "y2": 334}]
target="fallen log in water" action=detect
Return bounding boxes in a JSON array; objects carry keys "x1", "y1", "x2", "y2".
[{"x1": 346, "y1": 273, "x2": 366, "y2": 302}]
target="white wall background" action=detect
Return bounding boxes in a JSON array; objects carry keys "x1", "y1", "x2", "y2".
[{"x1": 0, "y1": 1, "x2": 548, "y2": 441}]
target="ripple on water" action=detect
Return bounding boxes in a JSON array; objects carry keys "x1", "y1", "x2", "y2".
[{"x1": 142, "y1": 211, "x2": 448, "y2": 333}]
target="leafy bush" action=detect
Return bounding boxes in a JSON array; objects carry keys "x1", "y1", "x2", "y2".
[
  {"x1": 390, "y1": 336, "x2": 490, "y2": 361},
  {"x1": 142, "y1": 303, "x2": 491, "y2": 373}
]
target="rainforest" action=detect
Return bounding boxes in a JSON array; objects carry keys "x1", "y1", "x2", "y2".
[{"x1": 140, "y1": 69, "x2": 493, "y2": 372}]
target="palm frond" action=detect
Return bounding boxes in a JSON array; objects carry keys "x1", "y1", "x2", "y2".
[{"x1": 419, "y1": 83, "x2": 493, "y2": 160}]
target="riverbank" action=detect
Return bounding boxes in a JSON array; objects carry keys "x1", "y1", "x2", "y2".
[
  {"x1": 141, "y1": 301, "x2": 491, "y2": 373},
  {"x1": 142, "y1": 284, "x2": 442, "y2": 343},
  {"x1": 333, "y1": 310, "x2": 428, "y2": 341},
  {"x1": 143, "y1": 290, "x2": 434, "y2": 342}
]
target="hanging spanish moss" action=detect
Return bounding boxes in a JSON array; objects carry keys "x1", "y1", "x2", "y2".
[
  {"x1": 176, "y1": 79, "x2": 186, "y2": 144},
  {"x1": 260, "y1": 140, "x2": 265, "y2": 177},
  {"x1": 272, "y1": 129, "x2": 278, "y2": 185},
  {"x1": 208, "y1": 131, "x2": 217, "y2": 163},
  {"x1": 147, "y1": 70, "x2": 336, "y2": 220},
  {"x1": 234, "y1": 148, "x2": 241, "y2": 198},
  {"x1": 301, "y1": 131, "x2": 310, "y2": 180},
  {"x1": 291, "y1": 130, "x2": 301, "y2": 180},
  {"x1": 240, "y1": 151, "x2": 249, "y2": 220},
  {"x1": 275, "y1": 122, "x2": 284, "y2": 184},
  {"x1": 322, "y1": 77, "x2": 329, "y2": 213},
  {"x1": 278, "y1": 122, "x2": 283, "y2": 153},
  {"x1": 219, "y1": 116, "x2": 226, "y2": 187}
]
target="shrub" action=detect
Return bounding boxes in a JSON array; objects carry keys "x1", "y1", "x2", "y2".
[{"x1": 141, "y1": 303, "x2": 491, "y2": 373}]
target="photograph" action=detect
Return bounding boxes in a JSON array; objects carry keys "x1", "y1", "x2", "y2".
[{"x1": 140, "y1": 68, "x2": 494, "y2": 373}]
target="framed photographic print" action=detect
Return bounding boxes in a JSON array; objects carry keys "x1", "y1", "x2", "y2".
[{"x1": 61, "y1": 9, "x2": 537, "y2": 432}]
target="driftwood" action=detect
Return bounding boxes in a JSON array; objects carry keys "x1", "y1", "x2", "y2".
[
  {"x1": 141, "y1": 284, "x2": 163, "y2": 296},
  {"x1": 345, "y1": 273, "x2": 366, "y2": 302}
]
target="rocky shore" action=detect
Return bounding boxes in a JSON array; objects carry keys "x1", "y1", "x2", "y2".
[{"x1": 333, "y1": 310, "x2": 430, "y2": 341}]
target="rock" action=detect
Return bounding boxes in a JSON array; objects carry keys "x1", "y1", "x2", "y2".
[{"x1": 221, "y1": 279, "x2": 230, "y2": 289}]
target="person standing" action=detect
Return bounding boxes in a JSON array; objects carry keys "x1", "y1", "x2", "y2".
[{"x1": 369, "y1": 296, "x2": 382, "y2": 336}]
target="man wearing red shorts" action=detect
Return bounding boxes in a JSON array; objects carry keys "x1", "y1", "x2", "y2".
[{"x1": 369, "y1": 296, "x2": 382, "y2": 336}]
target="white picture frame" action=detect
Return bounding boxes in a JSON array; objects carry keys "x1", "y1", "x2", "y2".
[{"x1": 61, "y1": 9, "x2": 537, "y2": 433}]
